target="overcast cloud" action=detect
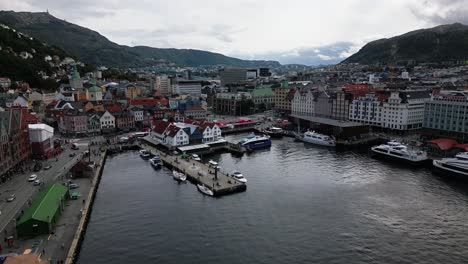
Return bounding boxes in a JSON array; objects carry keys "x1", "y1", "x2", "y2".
[{"x1": 1, "y1": 0, "x2": 467, "y2": 65}]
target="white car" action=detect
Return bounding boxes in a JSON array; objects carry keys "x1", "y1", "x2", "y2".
[{"x1": 28, "y1": 174, "x2": 38, "y2": 182}]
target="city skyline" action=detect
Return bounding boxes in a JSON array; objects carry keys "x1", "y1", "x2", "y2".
[{"x1": 1, "y1": 0, "x2": 467, "y2": 65}]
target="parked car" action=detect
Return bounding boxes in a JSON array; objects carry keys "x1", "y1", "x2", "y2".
[
  {"x1": 6, "y1": 194, "x2": 15, "y2": 202},
  {"x1": 33, "y1": 179, "x2": 41, "y2": 186},
  {"x1": 68, "y1": 183, "x2": 79, "y2": 189},
  {"x1": 44, "y1": 165, "x2": 52, "y2": 170},
  {"x1": 69, "y1": 153, "x2": 77, "y2": 157},
  {"x1": 28, "y1": 174, "x2": 38, "y2": 182}
]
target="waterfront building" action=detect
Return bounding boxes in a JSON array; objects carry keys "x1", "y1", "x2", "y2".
[
  {"x1": 423, "y1": 91, "x2": 468, "y2": 139},
  {"x1": 382, "y1": 90, "x2": 430, "y2": 130},
  {"x1": 291, "y1": 89, "x2": 315, "y2": 117},
  {"x1": 0, "y1": 107, "x2": 31, "y2": 178},
  {"x1": 331, "y1": 91, "x2": 353, "y2": 121},
  {"x1": 273, "y1": 81, "x2": 296, "y2": 116},
  {"x1": 219, "y1": 68, "x2": 247, "y2": 86},
  {"x1": 163, "y1": 124, "x2": 190, "y2": 147},
  {"x1": 99, "y1": 111, "x2": 115, "y2": 132},
  {"x1": 28, "y1": 123, "x2": 54, "y2": 159},
  {"x1": 314, "y1": 91, "x2": 333, "y2": 118},
  {"x1": 349, "y1": 93, "x2": 383, "y2": 126}
]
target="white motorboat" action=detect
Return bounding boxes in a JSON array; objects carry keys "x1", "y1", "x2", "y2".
[
  {"x1": 139, "y1": 149, "x2": 151, "y2": 159},
  {"x1": 172, "y1": 170, "x2": 187, "y2": 182},
  {"x1": 433, "y1": 152, "x2": 468, "y2": 178},
  {"x1": 263, "y1": 127, "x2": 283, "y2": 138},
  {"x1": 150, "y1": 156, "x2": 162, "y2": 168},
  {"x1": 300, "y1": 131, "x2": 336, "y2": 147},
  {"x1": 371, "y1": 141, "x2": 428, "y2": 164},
  {"x1": 231, "y1": 171, "x2": 247, "y2": 183},
  {"x1": 197, "y1": 184, "x2": 214, "y2": 196},
  {"x1": 191, "y1": 154, "x2": 201, "y2": 161}
]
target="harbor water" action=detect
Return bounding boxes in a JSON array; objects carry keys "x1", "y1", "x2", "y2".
[{"x1": 77, "y1": 135, "x2": 468, "y2": 264}]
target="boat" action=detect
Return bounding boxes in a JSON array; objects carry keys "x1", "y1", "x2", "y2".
[
  {"x1": 371, "y1": 141, "x2": 428, "y2": 164},
  {"x1": 433, "y1": 152, "x2": 468, "y2": 178},
  {"x1": 191, "y1": 154, "x2": 201, "y2": 161},
  {"x1": 300, "y1": 131, "x2": 336, "y2": 147},
  {"x1": 231, "y1": 171, "x2": 247, "y2": 183},
  {"x1": 208, "y1": 160, "x2": 219, "y2": 168},
  {"x1": 238, "y1": 133, "x2": 272, "y2": 150},
  {"x1": 172, "y1": 170, "x2": 187, "y2": 182},
  {"x1": 139, "y1": 149, "x2": 151, "y2": 159},
  {"x1": 149, "y1": 155, "x2": 162, "y2": 168},
  {"x1": 263, "y1": 127, "x2": 283, "y2": 138},
  {"x1": 197, "y1": 184, "x2": 214, "y2": 196}
]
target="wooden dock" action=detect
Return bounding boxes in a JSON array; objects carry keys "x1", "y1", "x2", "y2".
[{"x1": 141, "y1": 143, "x2": 247, "y2": 197}]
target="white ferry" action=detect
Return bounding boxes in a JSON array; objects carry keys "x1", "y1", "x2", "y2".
[
  {"x1": 433, "y1": 152, "x2": 468, "y2": 178},
  {"x1": 300, "y1": 131, "x2": 336, "y2": 147},
  {"x1": 371, "y1": 141, "x2": 428, "y2": 164}
]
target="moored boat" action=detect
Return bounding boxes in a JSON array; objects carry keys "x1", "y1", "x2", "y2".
[
  {"x1": 263, "y1": 127, "x2": 283, "y2": 138},
  {"x1": 300, "y1": 131, "x2": 336, "y2": 147},
  {"x1": 238, "y1": 133, "x2": 272, "y2": 150},
  {"x1": 139, "y1": 149, "x2": 151, "y2": 159},
  {"x1": 172, "y1": 170, "x2": 187, "y2": 182},
  {"x1": 197, "y1": 184, "x2": 214, "y2": 196},
  {"x1": 231, "y1": 171, "x2": 247, "y2": 183},
  {"x1": 371, "y1": 141, "x2": 428, "y2": 165},
  {"x1": 433, "y1": 152, "x2": 468, "y2": 178},
  {"x1": 150, "y1": 155, "x2": 162, "y2": 168}
]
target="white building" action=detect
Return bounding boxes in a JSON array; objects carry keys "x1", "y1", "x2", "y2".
[
  {"x1": 382, "y1": 90, "x2": 431, "y2": 130},
  {"x1": 11, "y1": 95, "x2": 29, "y2": 108},
  {"x1": 99, "y1": 111, "x2": 115, "y2": 130},
  {"x1": 349, "y1": 93, "x2": 383, "y2": 126},
  {"x1": 172, "y1": 80, "x2": 202, "y2": 96},
  {"x1": 291, "y1": 89, "x2": 315, "y2": 116},
  {"x1": 163, "y1": 125, "x2": 190, "y2": 146},
  {"x1": 131, "y1": 109, "x2": 144, "y2": 122}
]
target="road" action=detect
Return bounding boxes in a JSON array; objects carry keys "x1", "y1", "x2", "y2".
[{"x1": 0, "y1": 145, "x2": 87, "y2": 238}]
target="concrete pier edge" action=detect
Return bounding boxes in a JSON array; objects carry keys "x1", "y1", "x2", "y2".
[{"x1": 65, "y1": 150, "x2": 108, "y2": 264}]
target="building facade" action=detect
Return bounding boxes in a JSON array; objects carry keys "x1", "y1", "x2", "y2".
[
  {"x1": 349, "y1": 93, "x2": 383, "y2": 126},
  {"x1": 291, "y1": 89, "x2": 315, "y2": 117},
  {"x1": 382, "y1": 90, "x2": 430, "y2": 130},
  {"x1": 219, "y1": 68, "x2": 246, "y2": 86}
]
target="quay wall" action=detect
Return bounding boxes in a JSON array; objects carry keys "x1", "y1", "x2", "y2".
[{"x1": 65, "y1": 150, "x2": 108, "y2": 264}]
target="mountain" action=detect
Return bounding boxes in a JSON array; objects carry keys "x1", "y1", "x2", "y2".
[
  {"x1": 0, "y1": 11, "x2": 281, "y2": 68},
  {"x1": 0, "y1": 23, "x2": 73, "y2": 90},
  {"x1": 344, "y1": 23, "x2": 468, "y2": 64}
]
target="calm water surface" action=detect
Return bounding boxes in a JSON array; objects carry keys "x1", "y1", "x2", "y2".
[{"x1": 77, "y1": 135, "x2": 468, "y2": 264}]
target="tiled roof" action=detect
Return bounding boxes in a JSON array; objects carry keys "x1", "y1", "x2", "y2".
[
  {"x1": 165, "y1": 124, "x2": 181, "y2": 137},
  {"x1": 152, "y1": 120, "x2": 171, "y2": 134},
  {"x1": 426, "y1": 139, "x2": 458, "y2": 150}
]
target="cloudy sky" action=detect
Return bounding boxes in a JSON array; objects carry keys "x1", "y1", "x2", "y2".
[{"x1": 1, "y1": 0, "x2": 468, "y2": 65}]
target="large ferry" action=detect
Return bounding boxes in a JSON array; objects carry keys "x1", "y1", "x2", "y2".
[
  {"x1": 433, "y1": 152, "x2": 468, "y2": 178},
  {"x1": 239, "y1": 134, "x2": 272, "y2": 150},
  {"x1": 371, "y1": 141, "x2": 428, "y2": 164},
  {"x1": 300, "y1": 131, "x2": 336, "y2": 147}
]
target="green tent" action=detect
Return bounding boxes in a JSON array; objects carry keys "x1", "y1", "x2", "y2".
[{"x1": 16, "y1": 184, "x2": 69, "y2": 237}]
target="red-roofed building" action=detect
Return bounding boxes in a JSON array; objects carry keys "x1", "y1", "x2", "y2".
[
  {"x1": 106, "y1": 104, "x2": 122, "y2": 113},
  {"x1": 150, "y1": 120, "x2": 172, "y2": 141},
  {"x1": 24, "y1": 112, "x2": 40, "y2": 124},
  {"x1": 163, "y1": 124, "x2": 189, "y2": 146},
  {"x1": 130, "y1": 98, "x2": 169, "y2": 108},
  {"x1": 425, "y1": 138, "x2": 459, "y2": 155}
]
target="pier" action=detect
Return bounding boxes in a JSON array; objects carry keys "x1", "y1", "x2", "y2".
[{"x1": 141, "y1": 142, "x2": 247, "y2": 197}]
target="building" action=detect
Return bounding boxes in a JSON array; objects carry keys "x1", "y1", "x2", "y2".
[
  {"x1": 16, "y1": 184, "x2": 69, "y2": 237},
  {"x1": 291, "y1": 89, "x2": 315, "y2": 117},
  {"x1": 0, "y1": 107, "x2": 31, "y2": 179},
  {"x1": 247, "y1": 69, "x2": 258, "y2": 80},
  {"x1": 314, "y1": 91, "x2": 333, "y2": 118},
  {"x1": 214, "y1": 92, "x2": 254, "y2": 116},
  {"x1": 87, "y1": 114, "x2": 101, "y2": 135},
  {"x1": 163, "y1": 124, "x2": 190, "y2": 147},
  {"x1": 156, "y1": 75, "x2": 171, "y2": 95},
  {"x1": 273, "y1": 81, "x2": 295, "y2": 115},
  {"x1": 349, "y1": 93, "x2": 383, "y2": 126},
  {"x1": 88, "y1": 85, "x2": 103, "y2": 101},
  {"x1": 331, "y1": 91, "x2": 353, "y2": 121},
  {"x1": 423, "y1": 91, "x2": 468, "y2": 139},
  {"x1": 125, "y1": 85, "x2": 141, "y2": 99},
  {"x1": 172, "y1": 80, "x2": 202, "y2": 96},
  {"x1": 251, "y1": 86, "x2": 275, "y2": 112},
  {"x1": 60, "y1": 111, "x2": 88, "y2": 136},
  {"x1": 382, "y1": 90, "x2": 431, "y2": 130},
  {"x1": 99, "y1": 111, "x2": 115, "y2": 132},
  {"x1": 0, "y1": 77, "x2": 11, "y2": 90},
  {"x1": 259, "y1": 68, "x2": 271, "y2": 77},
  {"x1": 184, "y1": 107, "x2": 207, "y2": 119},
  {"x1": 114, "y1": 111, "x2": 135, "y2": 131},
  {"x1": 69, "y1": 67, "x2": 83, "y2": 90},
  {"x1": 28, "y1": 124, "x2": 54, "y2": 159},
  {"x1": 219, "y1": 68, "x2": 246, "y2": 86}
]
